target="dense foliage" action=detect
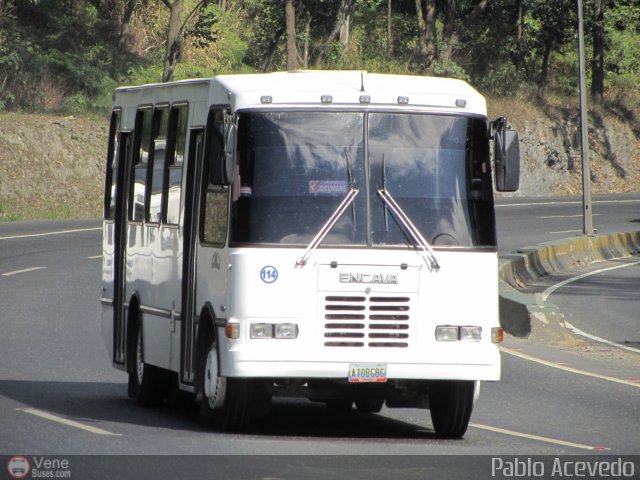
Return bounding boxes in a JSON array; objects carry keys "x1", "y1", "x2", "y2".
[{"x1": 0, "y1": 0, "x2": 639, "y2": 113}]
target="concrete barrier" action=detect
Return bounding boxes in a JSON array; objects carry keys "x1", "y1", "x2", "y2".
[{"x1": 498, "y1": 230, "x2": 640, "y2": 342}]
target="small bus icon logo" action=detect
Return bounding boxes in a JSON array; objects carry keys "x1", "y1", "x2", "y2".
[{"x1": 7, "y1": 456, "x2": 30, "y2": 479}]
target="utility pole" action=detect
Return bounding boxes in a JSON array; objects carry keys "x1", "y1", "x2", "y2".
[{"x1": 577, "y1": 0, "x2": 595, "y2": 236}]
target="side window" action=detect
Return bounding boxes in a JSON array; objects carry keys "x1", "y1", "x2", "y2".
[
  {"x1": 164, "y1": 104, "x2": 188, "y2": 225},
  {"x1": 147, "y1": 106, "x2": 169, "y2": 223},
  {"x1": 104, "y1": 109, "x2": 121, "y2": 220},
  {"x1": 130, "y1": 107, "x2": 152, "y2": 222},
  {"x1": 201, "y1": 109, "x2": 229, "y2": 245}
]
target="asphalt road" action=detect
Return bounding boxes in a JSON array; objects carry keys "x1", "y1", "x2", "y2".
[
  {"x1": 495, "y1": 192, "x2": 640, "y2": 253},
  {"x1": 0, "y1": 197, "x2": 638, "y2": 479},
  {"x1": 536, "y1": 257, "x2": 640, "y2": 352}
]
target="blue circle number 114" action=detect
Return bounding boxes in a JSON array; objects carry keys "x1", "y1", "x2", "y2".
[{"x1": 260, "y1": 266, "x2": 278, "y2": 284}]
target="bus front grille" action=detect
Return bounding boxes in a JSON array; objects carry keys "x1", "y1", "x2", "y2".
[{"x1": 323, "y1": 295, "x2": 411, "y2": 348}]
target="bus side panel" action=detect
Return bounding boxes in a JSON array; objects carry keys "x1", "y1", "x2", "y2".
[
  {"x1": 101, "y1": 221, "x2": 115, "y2": 360},
  {"x1": 125, "y1": 223, "x2": 173, "y2": 370}
]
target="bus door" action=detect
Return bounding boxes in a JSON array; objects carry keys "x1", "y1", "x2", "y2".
[
  {"x1": 180, "y1": 128, "x2": 205, "y2": 385},
  {"x1": 112, "y1": 132, "x2": 133, "y2": 367}
]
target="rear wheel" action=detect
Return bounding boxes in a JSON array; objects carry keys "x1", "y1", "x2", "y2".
[
  {"x1": 429, "y1": 381, "x2": 474, "y2": 438},
  {"x1": 198, "y1": 331, "x2": 251, "y2": 431},
  {"x1": 127, "y1": 321, "x2": 166, "y2": 406}
]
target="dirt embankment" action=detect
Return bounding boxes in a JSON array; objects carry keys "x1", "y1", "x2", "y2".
[
  {"x1": 0, "y1": 102, "x2": 638, "y2": 221},
  {"x1": 0, "y1": 113, "x2": 107, "y2": 221},
  {"x1": 489, "y1": 98, "x2": 640, "y2": 197}
]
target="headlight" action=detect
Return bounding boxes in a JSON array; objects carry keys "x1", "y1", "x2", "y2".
[
  {"x1": 250, "y1": 323, "x2": 274, "y2": 339},
  {"x1": 275, "y1": 323, "x2": 298, "y2": 339},
  {"x1": 460, "y1": 326, "x2": 482, "y2": 342},
  {"x1": 250, "y1": 323, "x2": 299, "y2": 339},
  {"x1": 435, "y1": 326, "x2": 459, "y2": 342},
  {"x1": 435, "y1": 325, "x2": 484, "y2": 342}
]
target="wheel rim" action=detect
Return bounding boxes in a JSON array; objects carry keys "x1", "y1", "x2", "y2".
[
  {"x1": 204, "y1": 346, "x2": 226, "y2": 409},
  {"x1": 136, "y1": 330, "x2": 144, "y2": 385}
]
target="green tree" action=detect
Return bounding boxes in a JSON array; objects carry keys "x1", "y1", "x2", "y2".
[
  {"x1": 591, "y1": 0, "x2": 604, "y2": 103},
  {"x1": 529, "y1": 0, "x2": 575, "y2": 100},
  {"x1": 160, "y1": 0, "x2": 218, "y2": 82}
]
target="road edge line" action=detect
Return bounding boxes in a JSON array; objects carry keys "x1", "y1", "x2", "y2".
[
  {"x1": 501, "y1": 347, "x2": 640, "y2": 389},
  {"x1": 470, "y1": 423, "x2": 608, "y2": 451},
  {"x1": 16, "y1": 408, "x2": 121, "y2": 436}
]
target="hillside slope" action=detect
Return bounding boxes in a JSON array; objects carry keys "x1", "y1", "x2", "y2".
[
  {"x1": 0, "y1": 102, "x2": 638, "y2": 222},
  {"x1": 0, "y1": 113, "x2": 107, "y2": 221},
  {"x1": 490, "y1": 98, "x2": 640, "y2": 197}
]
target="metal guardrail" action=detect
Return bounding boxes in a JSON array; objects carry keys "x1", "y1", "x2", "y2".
[{"x1": 498, "y1": 230, "x2": 640, "y2": 341}]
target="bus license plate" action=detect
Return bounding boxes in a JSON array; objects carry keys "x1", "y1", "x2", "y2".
[{"x1": 348, "y1": 364, "x2": 387, "y2": 383}]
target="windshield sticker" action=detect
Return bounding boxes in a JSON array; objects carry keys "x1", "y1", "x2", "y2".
[
  {"x1": 309, "y1": 180, "x2": 348, "y2": 196},
  {"x1": 260, "y1": 265, "x2": 278, "y2": 284}
]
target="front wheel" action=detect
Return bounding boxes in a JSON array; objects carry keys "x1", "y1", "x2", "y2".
[
  {"x1": 198, "y1": 333, "x2": 251, "y2": 431},
  {"x1": 429, "y1": 381, "x2": 474, "y2": 439}
]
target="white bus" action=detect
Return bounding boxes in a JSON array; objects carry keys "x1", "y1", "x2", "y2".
[{"x1": 100, "y1": 71, "x2": 520, "y2": 438}]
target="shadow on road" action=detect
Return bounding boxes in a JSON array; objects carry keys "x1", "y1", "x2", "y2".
[{"x1": 0, "y1": 380, "x2": 438, "y2": 440}]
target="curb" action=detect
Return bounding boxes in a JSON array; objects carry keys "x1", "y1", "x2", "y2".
[{"x1": 498, "y1": 230, "x2": 640, "y2": 342}]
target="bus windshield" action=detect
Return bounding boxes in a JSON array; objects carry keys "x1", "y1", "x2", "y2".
[{"x1": 230, "y1": 111, "x2": 496, "y2": 248}]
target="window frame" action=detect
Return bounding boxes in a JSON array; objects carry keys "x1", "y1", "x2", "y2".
[
  {"x1": 145, "y1": 103, "x2": 170, "y2": 224},
  {"x1": 199, "y1": 105, "x2": 231, "y2": 247},
  {"x1": 162, "y1": 102, "x2": 189, "y2": 226},
  {"x1": 104, "y1": 108, "x2": 122, "y2": 221},
  {"x1": 129, "y1": 105, "x2": 154, "y2": 223}
]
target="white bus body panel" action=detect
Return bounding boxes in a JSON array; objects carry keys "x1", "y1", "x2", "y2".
[
  {"x1": 215, "y1": 248, "x2": 500, "y2": 381},
  {"x1": 101, "y1": 222, "x2": 115, "y2": 359}
]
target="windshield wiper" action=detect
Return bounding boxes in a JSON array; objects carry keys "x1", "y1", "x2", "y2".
[
  {"x1": 377, "y1": 189, "x2": 440, "y2": 271},
  {"x1": 296, "y1": 188, "x2": 359, "y2": 267}
]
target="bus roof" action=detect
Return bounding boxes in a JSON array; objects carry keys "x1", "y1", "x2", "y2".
[{"x1": 114, "y1": 71, "x2": 487, "y2": 116}]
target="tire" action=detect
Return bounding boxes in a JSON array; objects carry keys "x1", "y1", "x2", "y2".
[
  {"x1": 429, "y1": 380, "x2": 474, "y2": 439},
  {"x1": 198, "y1": 331, "x2": 251, "y2": 431},
  {"x1": 355, "y1": 398, "x2": 384, "y2": 413},
  {"x1": 127, "y1": 321, "x2": 166, "y2": 406}
]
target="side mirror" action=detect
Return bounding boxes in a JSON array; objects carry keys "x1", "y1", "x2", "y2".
[
  {"x1": 223, "y1": 122, "x2": 236, "y2": 185},
  {"x1": 206, "y1": 109, "x2": 235, "y2": 186},
  {"x1": 493, "y1": 117, "x2": 520, "y2": 192}
]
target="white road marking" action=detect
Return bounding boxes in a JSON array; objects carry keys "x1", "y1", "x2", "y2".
[
  {"x1": 563, "y1": 321, "x2": 640, "y2": 354},
  {"x1": 541, "y1": 260, "x2": 640, "y2": 301},
  {"x1": 17, "y1": 408, "x2": 121, "y2": 436},
  {"x1": 540, "y1": 260, "x2": 640, "y2": 353},
  {"x1": 549, "y1": 229, "x2": 582, "y2": 234},
  {"x1": 538, "y1": 214, "x2": 600, "y2": 219},
  {"x1": 470, "y1": 423, "x2": 608, "y2": 451},
  {"x1": 0, "y1": 227, "x2": 101, "y2": 241},
  {"x1": 496, "y1": 198, "x2": 640, "y2": 208},
  {"x1": 501, "y1": 347, "x2": 640, "y2": 389},
  {"x1": 87, "y1": 255, "x2": 102, "y2": 259},
  {"x1": 2, "y1": 266, "x2": 46, "y2": 277}
]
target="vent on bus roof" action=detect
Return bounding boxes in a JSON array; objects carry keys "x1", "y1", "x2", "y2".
[{"x1": 323, "y1": 295, "x2": 410, "y2": 348}]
